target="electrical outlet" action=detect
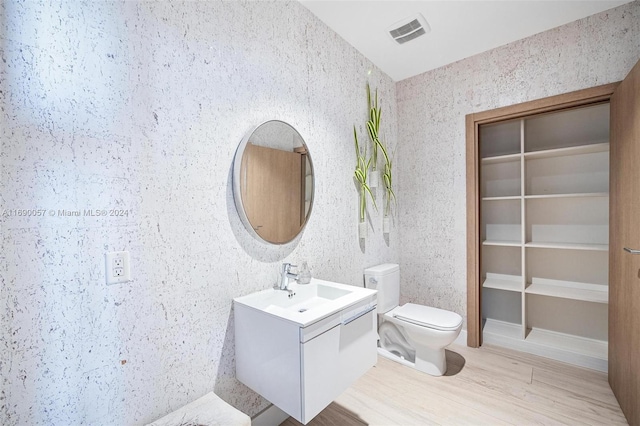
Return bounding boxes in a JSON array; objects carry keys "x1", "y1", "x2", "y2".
[{"x1": 105, "y1": 251, "x2": 131, "y2": 285}]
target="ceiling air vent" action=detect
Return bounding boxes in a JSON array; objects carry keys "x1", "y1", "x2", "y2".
[{"x1": 387, "y1": 13, "x2": 431, "y2": 45}]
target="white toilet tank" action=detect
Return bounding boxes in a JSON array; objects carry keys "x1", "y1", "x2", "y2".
[{"x1": 364, "y1": 263, "x2": 400, "y2": 314}]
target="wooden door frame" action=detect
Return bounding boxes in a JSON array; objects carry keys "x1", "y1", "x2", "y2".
[{"x1": 465, "y1": 83, "x2": 619, "y2": 348}]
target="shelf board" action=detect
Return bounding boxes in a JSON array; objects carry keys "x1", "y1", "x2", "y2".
[
  {"x1": 524, "y1": 192, "x2": 608, "y2": 199},
  {"x1": 524, "y1": 241, "x2": 608, "y2": 251},
  {"x1": 524, "y1": 142, "x2": 609, "y2": 160},
  {"x1": 525, "y1": 279, "x2": 608, "y2": 304},
  {"x1": 481, "y1": 152, "x2": 521, "y2": 164},
  {"x1": 483, "y1": 275, "x2": 522, "y2": 292},
  {"x1": 526, "y1": 327, "x2": 608, "y2": 361},
  {"x1": 482, "y1": 195, "x2": 521, "y2": 201},
  {"x1": 483, "y1": 318, "x2": 523, "y2": 340},
  {"x1": 483, "y1": 142, "x2": 609, "y2": 163},
  {"x1": 483, "y1": 239, "x2": 521, "y2": 247}
]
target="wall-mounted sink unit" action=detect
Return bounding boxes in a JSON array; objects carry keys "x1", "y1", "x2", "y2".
[{"x1": 234, "y1": 278, "x2": 378, "y2": 424}]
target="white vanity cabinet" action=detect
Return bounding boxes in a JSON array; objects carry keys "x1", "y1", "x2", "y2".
[{"x1": 234, "y1": 281, "x2": 377, "y2": 424}]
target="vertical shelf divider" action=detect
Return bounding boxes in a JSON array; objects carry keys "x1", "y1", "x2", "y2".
[{"x1": 520, "y1": 119, "x2": 527, "y2": 340}]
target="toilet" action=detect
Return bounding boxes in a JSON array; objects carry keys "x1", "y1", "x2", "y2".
[{"x1": 364, "y1": 263, "x2": 462, "y2": 376}]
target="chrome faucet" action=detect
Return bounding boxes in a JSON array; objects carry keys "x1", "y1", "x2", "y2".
[{"x1": 278, "y1": 263, "x2": 298, "y2": 297}]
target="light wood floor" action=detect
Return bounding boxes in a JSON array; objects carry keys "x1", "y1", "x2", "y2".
[{"x1": 281, "y1": 343, "x2": 627, "y2": 425}]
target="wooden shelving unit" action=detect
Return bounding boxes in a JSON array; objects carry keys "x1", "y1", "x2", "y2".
[{"x1": 479, "y1": 103, "x2": 610, "y2": 372}]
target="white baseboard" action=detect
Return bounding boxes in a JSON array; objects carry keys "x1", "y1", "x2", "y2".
[
  {"x1": 252, "y1": 404, "x2": 289, "y2": 426},
  {"x1": 482, "y1": 320, "x2": 607, "y2": 372}
]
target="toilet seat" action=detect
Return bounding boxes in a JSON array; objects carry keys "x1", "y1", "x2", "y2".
[{"x1": 390, "y1": 303, "x2": 462, "y2": 331}]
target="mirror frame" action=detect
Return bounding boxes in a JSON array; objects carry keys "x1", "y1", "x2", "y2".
[{"x1": 232, "y1": 120, "x2": 315, "y2": 245}]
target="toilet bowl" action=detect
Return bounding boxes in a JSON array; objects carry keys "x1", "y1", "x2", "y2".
[
  {"x1": 364, "y1": 264, "x2": 463, "y2": 376},
  {"x1": 382, "y1": 303, "x2": 462, "y2": 375}
]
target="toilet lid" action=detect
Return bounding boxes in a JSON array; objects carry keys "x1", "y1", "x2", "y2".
[{"x1": 393, "y1": 303, "x2": 462, "y2": 331}]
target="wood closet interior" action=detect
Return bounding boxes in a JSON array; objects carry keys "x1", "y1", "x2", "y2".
[{"x1": 466, "y1": 84, "x2": 618, "y2": 372}]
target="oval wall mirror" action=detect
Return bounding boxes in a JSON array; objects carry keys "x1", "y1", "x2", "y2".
[{"x1": 233, "y1": 121, "x2": 314, "y2": 244}]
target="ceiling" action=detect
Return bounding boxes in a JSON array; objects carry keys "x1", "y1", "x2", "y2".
[{"x1": 300, "y1": 1, "x2": 632, "y2": 81}]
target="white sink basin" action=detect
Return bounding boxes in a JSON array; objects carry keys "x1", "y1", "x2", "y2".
[
  {"x1": 275, "y1": 283, "x2": 352, "y2": 313},
  {"x1": 234, "y1": 278, "x2": 376, "y2": 326}
]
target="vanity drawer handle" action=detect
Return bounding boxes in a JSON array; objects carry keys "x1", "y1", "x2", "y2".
[
  {"x1": 624, "y1": 247, "x2": 640, "y2": 254},
  {"x1": 342, "y1": 305, "x2": 376, "y2": 325}
]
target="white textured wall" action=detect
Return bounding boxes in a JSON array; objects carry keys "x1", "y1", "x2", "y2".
[
  {"x1": 397, "y1": 2, "x2": 640, "y2": 323},
  {"x1": 0, "y1": 1, "x2": 398, "y2": 424}
]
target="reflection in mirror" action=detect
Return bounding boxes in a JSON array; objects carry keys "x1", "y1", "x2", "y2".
[{"x1": 233, "y1": 121, "x2": 314, "y2": 244}]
